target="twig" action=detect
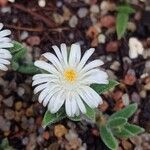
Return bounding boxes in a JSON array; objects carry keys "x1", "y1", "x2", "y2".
[
  {"x1": 5, "y1": 24, "x2": 44, "y2": 32},
  {"x1": 11, "y1": 3, "x2": 56, "y2": 28}
]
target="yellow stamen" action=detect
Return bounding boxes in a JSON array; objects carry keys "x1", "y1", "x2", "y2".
[{"x1": 64, "y1": 69, "x2": 77, "y2": 82}]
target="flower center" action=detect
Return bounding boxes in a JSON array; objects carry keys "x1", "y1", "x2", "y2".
[{"x1": 64, "y1": 69, "x2": 77, "y2": 83}]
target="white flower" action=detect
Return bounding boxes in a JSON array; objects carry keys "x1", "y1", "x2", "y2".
[
  {"x1": 32, "y1": 43, "x2": 108, "y2": 117},
  {"x1": 0, "y1": 23, "x2": 13, "y2": 71},
  {"x1": 129, "y1": 37, "x2": 144, "y2": 59}
]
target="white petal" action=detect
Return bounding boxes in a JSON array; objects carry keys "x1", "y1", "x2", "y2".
[
  {"x1": 51, "y1": 90, "x2": 65, "y2": 113},
  {"x1": 38, "y1": 87, "x2": 50, "y2": 103},
  {"x1": 82, "y1": 86, "x2": 103, "y2": 105},
  {"x1": 43, "y1": 86, "x2": 60, "y2": 107},
  {"x1": 77, "y1": 48, "x2": 95, "y2": 71},
  {"x1": 34, "y1": 60, "x2": 59, "y2": 74},
  {"x1": 75, "y1": 94, "x2": 86, "y2": 114},
  {"x1": 76, "y1": 88, "x2": 95, "y2": 108},
  {"x1": 65, "y1": 92, "x2": 72, "y2": 116},
  {"x1": 48, "y1": 93, "x2": 58, "y2": 113},
  {"x1": 0, "y1": 23, "x2": 4, "y2": 30},
  {"x1": 52, "y1": 45, "x2": 63, "y2": 62},
  {"x1": 0, "y1": 37, "x2": 11, "y2": 42},
  {"x1": 0, "y1": 58, "x2": 10, "y2": 65},
  {"x1": 71, "y1": 97, "x2": 77, "y2": 116},
  {"x1": 32, "y1": 73, "x2": 56, "y2": 80},
  {"x1": 0, "y1": 29, "x2": 11, "y2": 37},
  {"x1": 69, "y1": 43, "x2": 81, "y2": 67},
  {"x1": 80, "y1": 59, "x2": 104, "y2": 74},
  {"x1": 60, "y1": 43, "x2": 68, "y2": 66},
  {"x1": 34, "y1": 83, "x2": 48, "y2": 94},
  {"x1": 32, "y1": 78, "x2": 50, "y2": 86},
  {"x1": 42, "y1": 52, "x2": 64, "y2": 72},
  {"x1": 0, "y1": 64, "x2": 8, "y2": 71},
  {"x1": 0, "y1": 43, "x2": 13, "y2": 48}
]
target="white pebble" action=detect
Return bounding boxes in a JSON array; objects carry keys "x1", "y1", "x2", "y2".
[
  {"x1": 38, "y1": 0, "x2": 46, "y2": 7},
  {"x1": 20, "y1": 31, "x2": 29, "y2": 40},
  {"x1": 69, "y1": 15, "x2": 78, "y2": 28},
  {"x1": 110, "y1": 61, "x2": 120, "y2": 71},
  {"x1": 77, "y1": 8, "x2": 88, "y2": 18},
  {"x1": 8, "y1": 0, "x2": 15, "y2": 2},
  {"x1": 129, "y1": 37, "x2": 144, "y2": 59},
  {"x1": 122, "y1": 94, "x2": 130, "y2": 106},
  {"x1": 98, "y1": 34, "x2": 106, "y2": 44},
  {"x1": 1, "y1": 7, "x2": 11, "y2": 13},
  {"x1": 90, "y1": 5, "x2": 99, "y2": 13}
]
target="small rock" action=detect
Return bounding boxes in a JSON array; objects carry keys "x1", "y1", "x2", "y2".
[
  {"x1": 4, "y1": 109, "x2": 15, "y2": 120},
  {"x1": 17, "y1": 87, "x2": 25, "y2": 97},
  {"x1": 20, "y1": 31, "x2": 29, "y2": 40},
  {"x1": 22, "y1": 137, "x2": 29, "y2": 145},
  {"x1": 106, "y1": 41, "x2": 119, "y2": 52},
  {"x1": 3, "y1": 96, "x2": 14, "y2": 107},
  {"x1": 99, "y1": 100, "x2": 109, "y2": 112},
  {"x1": 69, "y1": 15, "x2": 78, "y2": 28},
  {"x1": 90, "y1": 4, "x2": 99, "y2": 13},
  {"x1": 15, "y1": 101, "x2": 23, "y2": 111},
  {"x1": 26, "y1": 106, "x2": 33, "y2": 117},
  {"x1": 122, "y1": 94, "x2": 130, "y2": 106},
  {"x1": 27, "y1": 36, "x2": 41, "y2": 46},
  {"x1": 131, "y1": 92, "x2": 141, "y2": 104},
  {"x1": 38, "y1": 0, "x2": 46, "y2": 7},
  {"x1": 127, "y1": 22, "x2": 136, "y2": 32},
  {"x1": 77, "y1": 8, "x2": 88, "y2": 18},
  {"x1": 121, "y1": 140, "x2": 133, "y2": 150},
  {"x1": 100, "y1": 15, "x2": 115, "y2": 28},
  {"x1": 112, "y1": 90, "x2": 123, "y2": 101},
  {"x1": 43, "y1": 131, "x2": 50, "y2": 140},
  {"x1": 140, "y1": 90, "x2": 146, "y2": 98},
  {"x1": 1, "y1": 6, "x2": 11, "y2": 13},
  {"x1": 98, "y1": 34, "x2": 106, "y2": 44},
  {"x1": 110, "y1": 61, "x2": 120, "y2": 71},
  {"x1": 124, "y1": 73, "x2": 136, "y2": 85},
  {"x1": 54, "y1": 124, "x2": 68, "y2": 138}
]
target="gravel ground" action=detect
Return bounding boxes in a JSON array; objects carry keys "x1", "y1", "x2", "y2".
[{"x1": 0, "y1": 0, "x2": 150, "y2": 150}]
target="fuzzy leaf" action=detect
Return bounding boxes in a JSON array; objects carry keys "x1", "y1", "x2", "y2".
[
  {"x1": 91, "y1": 80, "x2": 119, "y2": 94},
  {"x1": 109, "y1": 103, "x2": 138, "y2": 120},
  {"x1": 107, "y1": 117, "x2": 127, "y2": 128},
  {"x1": 116, "y1": 13, "x2": 129, "y2": 40},
  {"x1": 42, "y1": 109, "x2": 66, "y2": 128},
  {"x1": 68, "y1": 115, "x2": 81, "y2": 121},
  {"x1": 100, "y1": 125, "x2": 118, "y2": 150},
  {"x1": 114, "y1": 127, "x2": 134, "y2": 138},
  {"x1": 124, "y1": 123, "x2": 144, "y2": 135},
  {"x1": 117, "y1": 5, "x2": 135, "y2": 14},
  {"x1": 9, "y1": 41, "x2": 27, "y2": 54},
  {"x1": 83, "y1": 104, "x2": 96, "y2": 121}
]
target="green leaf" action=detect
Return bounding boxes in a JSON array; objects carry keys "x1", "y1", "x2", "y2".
[
  {"x1": 42, "y1": 109, "x2": 66, "y2": 128},
  {"x1": 100, "y1": 125, "x2": 118, "y2": 150},
  {"x1": 67, "y1": 115, "x2": 81, "y2": 122},
  {"x1": 84, "y1": 104, "x2": 96, "y2": 121},
  {"x1": 113, "y1": 127, "x2": 134, "y2": 138},
  {"x1": 107, "y1": 117, "x2": 127, "y2": 128},
  {"x1": 109, "y1": 103, "x2": 138, "y2": 120},
  {"x1": 117, "y1": 5, "x2": 135, "y2": 14},
  {"x1": 9, "y1": 41, "x2": 27, "y2": 54},
  {"x1": 116, "y1": 13, "x2": 129, "y2": 40},
  {"x1": 124, "y1": 123, "x2": 144, "y2": 135},
  {"x1": 91, "y1": 80, "x2": 119, "y2": 94}
]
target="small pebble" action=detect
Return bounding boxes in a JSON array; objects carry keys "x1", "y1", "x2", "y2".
[
  {"x1": 69, "y1": 15, "x2": 78, "y2": 28},
  {"x1": 110, "y1": 61, "x2": 120, "y2": 71},
  {"x1": 98, "y1": 34, "x2": 106, "y2": 44},
  {"x1": 90, "y1": 5, "x2": 99, "y2": 13},
  {"x1": 3, "y1": 96, "x2": 14, "y2": 107},
  {"x1": 100, "y1": 15, "x2": 115, "y2": 28},
  {"x1": 38, "y1": 0, "x2": 46, "y2": 7},
  {"x1": 54, "y1": 124, "x2": 68, "y2": 138},
  {"x1": 1, "y1": 7, "x2": 11, "y2": 13},
  {"x1": 77, "y1": 8, "x2": 88, "y2": 18},
  {"x1": 27, "y1": 36, "x2": 41, "y2": 46},
  {"x1": 122, "y1": 94, "x2": 130, "y2": 106},
  {"x1": 106, "y1": 41, "x2": 119, "y2": 52},
  {"x1": 17, "y1": 87, "x2": 25, "y2": 97},
  {"x1": 4, "y1": 109, "x2": 15, "y2": 120},
  {"x1": 20, "y1": 31, "x2": 29, "y2": 40}
]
